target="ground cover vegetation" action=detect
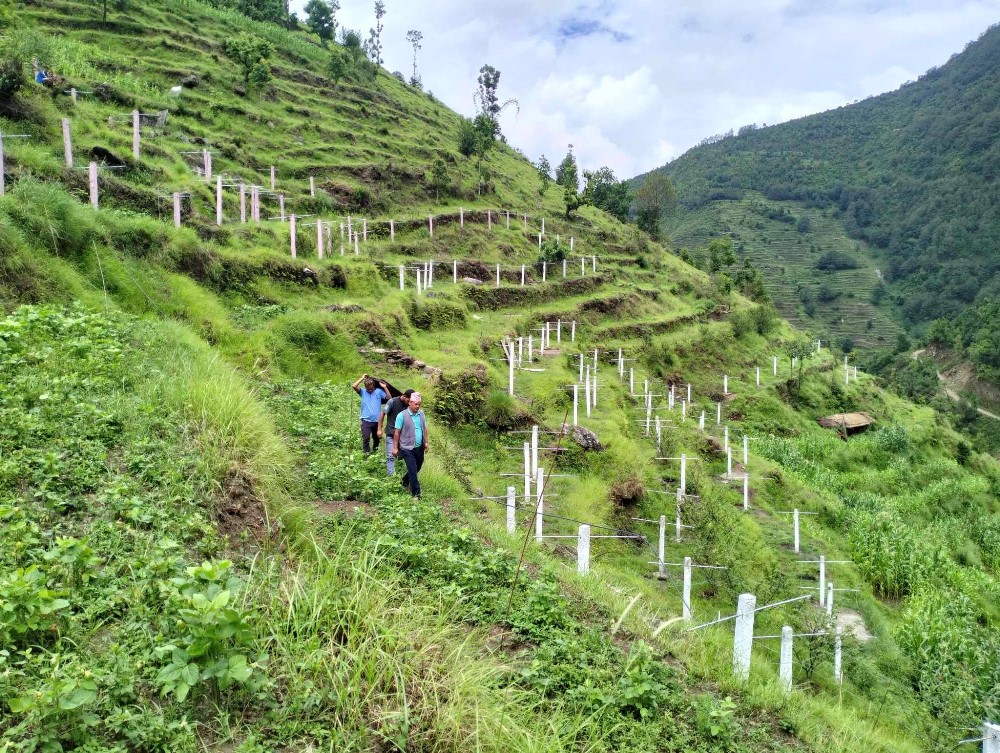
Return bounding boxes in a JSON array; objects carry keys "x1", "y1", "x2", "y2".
[
  {"x1": 0, "y1": 1, "x2": 999, "y2": 751},
  {"x1": 639, "y1": 24, "x2": 1000, "y2": 388}
]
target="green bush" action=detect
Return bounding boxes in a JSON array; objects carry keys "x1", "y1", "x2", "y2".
[
  {"x1": 482, "y1": 389, "x2": 526, "y2": 431},
  {"x1": 433, "y1": 365, "x2": 488, "y2": 426},
  {"x1": 406, "y1": 296, "x2": 467, "y2": 331},
  {"x1": 0, "y1": 56, "x2": 24, "y2": 102}
]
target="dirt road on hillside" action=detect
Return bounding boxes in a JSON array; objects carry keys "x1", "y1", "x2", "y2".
[{"x1": 911, "y1": 349, "x2": 1000, "y2": 420}]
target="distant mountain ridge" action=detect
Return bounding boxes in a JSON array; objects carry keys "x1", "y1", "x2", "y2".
[{"x1": 638, "y1": 23, "x2": 1000, "y2": 378}]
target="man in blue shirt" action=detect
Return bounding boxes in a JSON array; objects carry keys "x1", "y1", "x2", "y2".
[
  {"x1": 351, "y1": 373, "x2": 389, "y2": 454},
  {"x1": 392, "y1": 391, "x2": 428, "y2": 500}
]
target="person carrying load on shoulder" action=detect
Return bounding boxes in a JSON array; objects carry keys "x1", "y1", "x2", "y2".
[
  {"x1": 381, "y1": 388, "x2": 413, "y2": 476},
  {"x1": 352, "y1": 373, "x2": 389, "y2": 454},
  {"x1": 393, "y1": 391, "x2": 428, "y2": 500}
]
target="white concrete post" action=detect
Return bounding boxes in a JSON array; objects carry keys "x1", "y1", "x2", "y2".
[
  {"x1": 699, "y1": 411, "x2": 706, "y2": 431},
  {"x1": 239, "y1": 184, "x2": 246, "y2": 223},
  {"x1": 717, "y1": 403, "x2": 722, "y2": 425},
  {"x1": 541, "y1": 217, "x2": 545, "y2": 234},
  {"x1": 488, "y1": 210, "x2": 492, "y2": 231},
  {"x1": 62, "y1": 118, "x2": 73, "y2": 167},
  {"x1": 658, "y1": 515, "x2": 666, "y2": 577},
  {"x1": 531, "y1": 425, "x2": 539, "y2": 475},
  {"x1": 556, "y1": 320, "x2": 561, "y2": 344},
  {"x1": 573, "y1": 384, "x2": 579, "y2": 426},
  {"x1": 172, "y1": 192, "x2": 181, "y2": 228},
  {"x1": 983, "y1": 723, "x2": 1000, "y2": 753},
  {"x1": 508, "y1": 348, "x2": 514, "y2": 396},
  {"x1": 131, "y1": 110, "x2": 140, "y2": 160},
  {"x1": 743, "y1": 474, "x2": 749, "y2": 511},
  {"x1": 779, "y1": 626, "x2": 793, "y2": 692},
  {"x1": 453, "y1": 259, "x2": 458, "y2": 284},
  {"x1": 571, "y1": 320, "x2": 576, "y2": 341},
  {"x1": 535, "y1": 467, "x2": 544, "y2": 543},
  {"x1": 520, "y1": 264, "x2": 525, "y2": 286},
  {"x1": 618, "y1": 348, "x2": 624, "y2": 377},
  {"x1": 363, "y1": 218, "x2": 367, "y2": 242},
  {"x1": 316, "y1": 218, "x2": 323, "y2": 258},
  {"x1": 459, "y1": 207, "x2": 464, "y2": 228},
  {"x1": 269, "y1": 165, "x2": 275, "y2": 190},
  {"x1": 675, "y1": 502, "x2": 682, "y2": 543},
  {"x1": 585, "y1": 367, "x2": 592, "y2": 419},
  {"x1": 827, "y1": 582, "x2": 834, "y2": 616},
  {"x1": 592, "y1": 254, "x2": 596, "y2": 272},
  {"x1": 70, "y1": 87, "x2": 77, "y2": 104},
  {"x1": 680, "y1": 453, "x2": 687, "y2": 496},
  {"x1": 724, "y1": 426, "x2": 729, "y2": 452},
  {"x1": 289, "y1": 214, "x2": 297, "y2": 258},
  {"x1": 579, "y1": 354, "x2": 584, "y2": 382},
  {"x1": 833, "y1": 627, "x2": 843, "y2": 683},
  {"x1": 309, "y1": 176, "x2": 315, "y2": 196},
  {"x1": 594, "y1": 349, "x2": 599, "y2": 372},
  {"x1": 523, "y1": 443, "x2": 531, "y2": 506},
  {"x1": 399, "y1": 266, "x2": 405, "y2": 291},
  {"x1": 723, "y1": 374, "x2": 729, "y2": 394},
  {"x1": 682, "y1": 400, "x2": 687, "y2": 420},
  {"x1": 354, "y1": 230, "x2": 359, "y2": 256},
  {"x1": 216, "y1": 176, "x2": 222, "y2": 225},
  {"x1": 733, "y1": 593, "x2": 757, "y2": 682},
  {"x1": 562, "y1": 259, "x2": 567, "y2": 277},
  {"x1": 542, "y1": 261, "x2": 547, "y2": 282},
  {"x1": 756, "y1": 367, "x2": 761, "y2": 387},
  {"x1": 523, "y1": 213, "x2": 527, "y2": 230},
  {"x1": 773, "y1": 356, "x2": 778, "y2": 376},
  {"x1": 538, "y1": 232, "x2": 542, "y2": 250},
  {"x1": 506, "y1": 210, "x2": 510, "y2": 229},
  {"x1": 581, "y1": 257, "x2": 586, "y2": 276},
  {"x1": 629, "y1": 368, "x2": 635, "y2": 395},
  {"x1": 506, "y1": 486, "x2": 516, "y2": 534},
  {"x1": 845, "y1": 360, "x2": 850, "y2": 386},
  {"x1": 278, "y1": 194, "x2": 285, "y2": 222},
  {"x1": 687, "y1": 383, "x2": 692, "y2": 403},
  {"x1": 88, "y1": 162, "x2": 98, "y2": 209},
  {"x1": 496, "y1": 264, "x2": 501, "y2": 288},
  {"x1": 645, "y1": 401, "x2": 651, "y2": 436},
  {"x1": 682, "y1": 556, "x2": 693, "y2": 623},
  {"x1": 517, "y1": 337, "x2": 523, "y2": 367},
  {"x1": 819, "y1": 555, "x2": 826, "y2": 607},
  {"x1": 793, "y1": 509, "x2": 800, "y2": 553},
  {"x1": 428, "y1": 214, "x2": 433, "y2": 237},
  {"x1": 570, "y1": 237, "x2": 574, "y2": 251},
  {"x1": 528, "y1": 334, "x2": 533, "y2": 363},
  {"x1": 390, "y1": 219, "x2": 395, "y2": 242},
  {"x1": 577, "y1": 524, "x2": 591, "y2": 575},
  {"x1": 727, "y1": 447, "x2": 733, "y2": 478},
  {"x1": 743, "y1": 435, "x2": 749, "y2": 466},
  {"x1": 656, "y1": 416, "x2": 662, "y2": 451},
  {"x1": 204, "y1": 150, "x2": 212, "y2": 182}
]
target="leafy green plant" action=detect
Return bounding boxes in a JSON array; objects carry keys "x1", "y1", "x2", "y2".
[
  {"x1": 223, "y1": 33, "x2": 273, "y2": 91},
  {"x1": 0, "y1": 566, "x2": 69, "y2": 645}
]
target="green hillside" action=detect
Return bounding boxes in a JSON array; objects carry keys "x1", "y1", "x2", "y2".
[
  {"x1": 639, "y1": 24, "x2": 1000, "y2": 384},
  {"x1": 2, "y1": 2, "x2": 1000, "y2": 752}
]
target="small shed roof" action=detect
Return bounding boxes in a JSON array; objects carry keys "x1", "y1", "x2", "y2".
[{"x1": 817, "y1": 412, "x2": 876, "y2": 431}]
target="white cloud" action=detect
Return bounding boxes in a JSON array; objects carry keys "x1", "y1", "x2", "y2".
[{"x1": 291, "y1": 0, "x2": 1000, "y2": 177}]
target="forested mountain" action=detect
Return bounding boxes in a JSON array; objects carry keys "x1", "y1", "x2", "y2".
[{"x1": 640, "y1": 23, "x2": 1000, "y2": 382}]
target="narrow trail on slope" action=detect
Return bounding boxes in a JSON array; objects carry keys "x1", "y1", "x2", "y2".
[{"x1": 911, "y1": 349, "x2": 1000, "y2": 420}]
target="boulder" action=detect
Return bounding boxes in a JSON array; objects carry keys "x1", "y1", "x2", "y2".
[
  {"x1": 562, "y1": 423, "x2": 603, "y2": 452},
  {"x1": 461, "y1": 277, "x2": 484, "y2": 285},
  {"x1": 180, "y1": 74, "x2": 200, "y2": 88}
]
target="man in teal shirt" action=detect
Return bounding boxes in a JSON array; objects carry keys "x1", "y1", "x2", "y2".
[{"x1": 392, "y1": 391, "x2": 428, "y2": 499}]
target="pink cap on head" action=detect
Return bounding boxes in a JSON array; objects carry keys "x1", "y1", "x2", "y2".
[{"x1": 410, "y1": 392, "x2": 422, "y2": 403}]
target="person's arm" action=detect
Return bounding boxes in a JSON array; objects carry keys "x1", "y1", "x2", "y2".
[
  {"x1": 392, "y1": 412, "x2": 402, "y2": 456},
  {"x1": 422, "y1": 414, "x2": 429, "y2": 452},
  {"x1": 351, "y1": 373, "x2": 367, "y2": 394},
  {"x1": 377, "y1": 401, "x2": 388, "y2": 438}
]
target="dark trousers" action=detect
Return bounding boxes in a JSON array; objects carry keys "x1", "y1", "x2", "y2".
[
  {"x1": 400, "y1": 446, "x2": 425, "y2": 498},
  {"x1": 361, "y1": 420, "x2": 380, "y2": 454}
]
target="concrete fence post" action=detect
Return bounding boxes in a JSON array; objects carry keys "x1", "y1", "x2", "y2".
[
  {"x1": 70, "y1": 87, "x2": 77, "y2": 104},
  {"x1": 453, "y1": 259, "x2": 458, "y2": 284},
  {"x1": 279, "y1": 194, "x2": 285, "y2": 222},
  {"x1": 675, "y1": 496, "x2": 682, "y2": 543},
  {"x1": 756, "y1": 367, "x2": 760, "y2": 387},
  {"x1": 779, "y1": 626, "x2": 793, "y2": 692},
  {"x1": 727, "y1": 447, "x2": 733, "y2": 478},
  {"x1": 172, "y1": 192, "x2": 181, "y2": 228},
  {"x1": 528, "y1": 334, "x2": 533, "y2": 363},
  {"x1": 62, "y1": 118, "x2": 73, "y2": 167},
  {"x1": 310, "y1": 176, "x2": 315, "y2": 196},
  {"x1": 239, "y1": 184, "x2": 246, "y2": 223},
  {"x1": 585, "y1": 367, "x2": 592, "y2": 419},
  {"x1": 581, "y1": 256, "x2": 586, "y2": 276},
  {"x1": 459, "y1": 207, "x2": 464, "y2": 227},
  {"x1": 521, "y1": 264, "x2": 525, "y2": 287},
  {"x1": 495, "y1": 264, "x2": 500, "y2": 288},
  {"x1": 733, "y1": 593, "x2": 757, "y2": 682},
  {"x1": 542, "y1": 261, "x2": 547, "y2": 282},
  {"x1": 270, "y1": 165, "x2": 275, "y2": 190},
  {"x1": 506, "y1": 486, "x2": 516, "y2": 534},
  {"x1": 523, "y1": 443, "x2": 531, "y2": 506},
  {"x1": 724, "y1": 374, "x2": 728, "y2": 394},
  {"x1": 743, "y1": 475, "x2": 749, "y2": 510},
  {"x1": 541, "y1": 217, "x2": 545, "y2": 234},
  {"x1": 773, "y1": 356, "x2": 778, "y2": 376},
  {"x1": 743, "y1": 435, "x2": 749, "y2": 465},
  {"x1": 289, "y1": 214, "x2": 296, "y2": 258},
  {"x1": 827, "y1": 582, "x2": 834, "y2": 616},
  {"x1": 538, "y1": 232, "x2": 542, "y2": 250},
  {"x1": 573, "y1": 384, "x2": 579, "y2": 426},
  {"x1": 399, "y1": 265, "x2": 405, "y2": 291},
  {"x1": 819, "y1": 555, "x2": 826, "y2": 607},
  {"x1": 982, "y1": 723, "x2": 1000, "y2": 753},
  {"x1": 535, "y1": 467, "x2": 544, "y2": 543},
  {"x1": 833, "y1": 627, "x2": 843, "y2": 683},
  {"x1": 699, "y1": 411, "x2": 706, "y2": 431},
  {"x1": 724, "y1": 426, "x2": 729, "y2": 452},
  {"x1": 658, "y1": 515, "x2": 666, "y2": 578},
  {"x1": 131, "y1": 110, "x2": 140, "y2": 160},
  {"x1": 363, "y1": 218, "x2": 367, "y2": 242},
  {"x1": 717, "y1": 402, "x2": 722, "y2": 425},
  {"x1": 562, "y1": 258, "x2": 567, "y2": 277},
  {"x1": 506, "y1": 210, "x2": 510, "y2": 229},
  {"x1": 591, "y1": 254, "x2": 596, "y2": 272},
  {"x1": 570, "y1": 236, "x2": 574, "y2": 251},
  {"x1": 488, "y1": 210, "x2": 492, "y2": 231},
  {"x1": 88, "y1": 162, "x2": 98, "y2": 209},
  {"x1": 680, "y1": 453, "x2": 687, "y2": 496},
  {"x1": 629, "y1": 368, "x2": 634, "y2": 395},
  {"x1": 316, "y1": 219, "x2": 323, "y2": 259},
  {"x1": 390, "y1": 219, "x2": 395, "y2": 242},
  {"x1": 577, "y1": 524, "x2": 591, "y2": 575},
  {"x1": 354, "y1": 230, "x2": 359, "y2": 255},
  {"x1": 687, "y1": 383, "x2": 692, "y2": 403},
  {"x1": 682, "y1": 556, "x2": 693, "y2": 622},
  {"x1": 204, "y1": 150, "x2": 212, "y2": 182},
  {"x1": 793, "y1": 509, "x2": 800, "y2": 553},
  {"x1": 216, "y1": 176, "x2": 222, "y2": 225},
  {"x1": 428, "y1": 214, "x2": 433, "y2": 237},
  {"x1": 571, "y1": 320, "x2": 575, "y2": 341},
  {"x1": 531, "y1": 425, "x2": 539, "y2": 475}
]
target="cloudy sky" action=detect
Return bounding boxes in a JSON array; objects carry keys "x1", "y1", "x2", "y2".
[{"x1": 290, "y1": 0, "x2": 1000, "y2": 179}]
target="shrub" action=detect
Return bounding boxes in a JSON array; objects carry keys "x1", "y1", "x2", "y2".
[
  {"x1": 0, "y1": 56, "x2": 24, "y2": 102},
  {"x1": 482, "y1": 389, "x2": 525, "y2": 431},
  {"x1": 433, "y1": 365, "x2": 488, "y2": 426},
  {"x1": 405, "y1": 297, "x2": 467, "y2": 331},
  {"x1": 815, "y1": 251, "x2": 861, "y2": 271}
]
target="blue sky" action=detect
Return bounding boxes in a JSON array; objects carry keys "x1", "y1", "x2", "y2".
[{"x1": 290, "y1": 0, "x2": 1000, "y2": 178}]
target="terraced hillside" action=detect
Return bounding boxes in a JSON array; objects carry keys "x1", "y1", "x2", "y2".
[
  {"x1": 2, "y1": 2, "x2": 1000, "y2": 753},
  {"x1": 663, "y1": 194, "x2": 904, "y2": 349}
]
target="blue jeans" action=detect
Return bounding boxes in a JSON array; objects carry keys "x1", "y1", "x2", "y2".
[
  {"x1": 385, "y1": 436, "x2": 396, "y2": 475},
  {"x1": 400, "y1": 446, "x2": 425, "y2": 498}
]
